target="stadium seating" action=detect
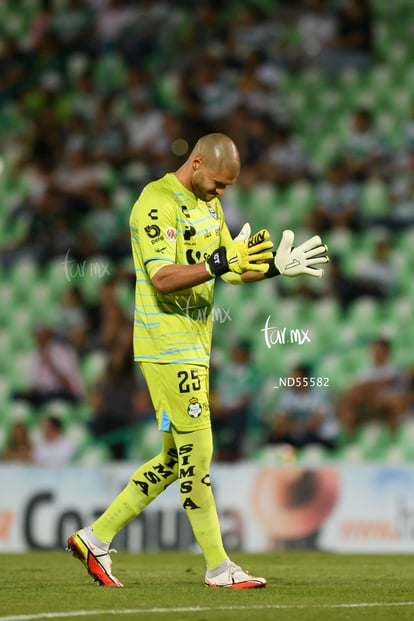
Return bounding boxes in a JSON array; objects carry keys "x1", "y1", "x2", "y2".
[{"x1": 1, "y1": 0, "x2": 414, "y2": 464}]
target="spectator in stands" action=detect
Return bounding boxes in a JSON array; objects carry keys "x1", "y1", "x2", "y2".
[
  {"x1": 259, "y1": 125, "x2": 311, "y2": 187},
  {"x1": 324, "y1": 254, "x2": 363, "y2": 309},
  {"x1": 32, "y1": 32, "x2": 66, "y2": 97},
  {"x1": 51, "y1": 0, "x2": 94, "y2": 54},
  {"x1": 0, "y1": 36, "x2": 29, "y2": 101},
  {"x1": 55, "y1": 287, "x2": 90, "y2": 354},
  {"x1": 354, "y1": 235, "x2": 396, "y2": 300},
  {"x1": 225, "y1": 109, "x2": 272, "y2": 190},
  {"x1": 389, "y1": 148, "x2": 414, "y2": 229},
  {"x1": 125, "y1": 88, "x2": 165, "y2": 163},
  {"x1": 2, "y1": 421, "x2": 33, "y2": 462},
  {"x1": 322, "y1": 254, "x2": 367, "y2": 309},
  {"x1": 400, "y1": 101, "x2": 414, "y2": 152},
  {"x1": 81, "y1": 186, "x2": 130, "y2": 261},
  {"x1": 87, "y1": 96, "x2": 127, "y2": 167},
  {"x1": 343, "y1": 108, "x2": 388, "y2": 181},
  {"x1": 325, "y1": 235, "x2": 395, "y2": 309},
  {"x1": 27, "y1": 0, "x2": 53, "y2": 52},
  {"x1": 308, "y1": 157, "x2": 360, "y2": 232},
  {"x1": 12, "y1": 325, "x2": 84, "y2": 409},
  {"x1": 190, "y1": 2, "x2": 227, "y2": 51},
  {"x1": 54, "y1": 140, "x2": 106, "y2": 206},
  {"x1": 32, "y1": 415, "x2": 77, "y2": 466},
  {"x1": 187, "y1": 47, "x2": 242, "y2": 126},
  {"x1": 0, "y1": 185, "x2": 73, "y2": 267},
  {"x1": 232, "y1": 4, "x2": 279, "y2": 57},
  {"x1": 178, "y1": 90, "x2": 214, "y2": 152},
  {"x1": 337, "y1": 338, "x2": 408, "y2": 435},
  {"x1": 87, "y1": 277, "x2": 132, "y2": 350},
  {"x1": 264, "y1": 364, "x2": 338, "y2": 451},
  {"x1": 88, "y1": 343, "x2": 152, "y2": 460},
  {"x1": 239, "y1": 51, "x2": 289, "y2": 128},
  {"x1": 93, "y1": 0, "x2": 138, "y2": 50},
  {"x1": 211, "y1": 340, "x2": 259, "y2": 462},
  {"x1": 19, "y1": 149, "x2": 55, "y2": 212},
  {"x1": 296, "y1": 0, "x2": 337, "y2": 65},
  {"x1": 318, "y1": 0, "x2": 373, "y2": 74},
  {"x1": 70, "y1": 70, "x2": 98, "y2": 124}
]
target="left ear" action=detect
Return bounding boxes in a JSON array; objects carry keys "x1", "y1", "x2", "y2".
[{"x1": 192, "y1": 155, "x2": 203, "y2": 170}]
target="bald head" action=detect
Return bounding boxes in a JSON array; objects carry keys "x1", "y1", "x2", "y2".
[
  {"x1": 175, "y1": 133, "x2": 241, "y2": 202},
  {"x1": 191, "y1": 133, "x2": 241, "y2": 179}
]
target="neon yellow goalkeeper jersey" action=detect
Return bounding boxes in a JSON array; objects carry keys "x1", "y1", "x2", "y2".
[{"x1": 129, "y1": 172, "x2": 233, "y2": 366}]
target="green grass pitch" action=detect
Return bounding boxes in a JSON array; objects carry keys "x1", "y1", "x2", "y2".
[{"x1": 0, "y1": 551, "x2": 413, "y2": 621}]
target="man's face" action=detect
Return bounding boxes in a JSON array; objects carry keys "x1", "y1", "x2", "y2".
[{"x1": 191, "y1": 161, "x2": 239, "y2": 202}]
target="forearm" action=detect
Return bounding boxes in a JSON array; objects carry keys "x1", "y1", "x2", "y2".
[
  {"x1": 151, "y1": 263, "x2": 212, "y2": 294},
  {"x1": 151, "y1": 243, "x2": 273, "y2": 293}
]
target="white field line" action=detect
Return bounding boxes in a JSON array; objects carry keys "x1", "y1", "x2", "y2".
[{"x1": 1, "y1": 601, "x2": 414, "y2": 621}]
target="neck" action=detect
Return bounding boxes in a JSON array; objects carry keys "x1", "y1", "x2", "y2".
[{"x1": 174, "y1": 163, "x2": 193, "y2": 193}]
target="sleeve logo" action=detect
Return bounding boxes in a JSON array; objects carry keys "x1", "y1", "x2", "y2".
[{"x1": 145, "y1": 224, "x2": 161, "y2": 238}]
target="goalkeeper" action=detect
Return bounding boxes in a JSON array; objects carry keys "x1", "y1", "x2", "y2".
[{"x1": 67, "y1": 133, "x2": 328, "y2": 588}]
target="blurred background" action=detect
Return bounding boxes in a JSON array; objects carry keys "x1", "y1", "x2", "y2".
[{"x1": 1, "y1": 0, "x2": 414, "y2": 472}]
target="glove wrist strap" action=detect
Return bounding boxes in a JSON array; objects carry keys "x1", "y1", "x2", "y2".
[
  {"x1": 264, "y1": 252, "x2": 280, "y2": 278},
  {"x1": 206, "y1": 247, "x2": 229, "y2": 277}
]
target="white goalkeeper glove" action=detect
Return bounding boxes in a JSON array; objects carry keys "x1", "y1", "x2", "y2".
[
  {"x1": 233, "y1": 222, "x2": 251, "y2": 243},
  {"x1": 206, "y1": 223, "x2": 273, "y2": 277},
  {"x1": 264, "y1": 229, "x2": 329, "y2": 278}
]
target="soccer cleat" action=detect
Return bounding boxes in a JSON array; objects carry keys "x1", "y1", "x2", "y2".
[
  {"x1": 205, "y1": 561, "x2": 266, "y2": 589},
  {"x1": 66, "y1": 528, "x2": 123, "y2": 587}
]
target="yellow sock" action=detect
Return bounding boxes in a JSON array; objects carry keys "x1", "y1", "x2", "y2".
[
  {"x1": 92, "y1": 432, "x2": 178, "y2": 542},
  {"x1": 172, "y1": 427, "x2": 228, "y2": 570}
]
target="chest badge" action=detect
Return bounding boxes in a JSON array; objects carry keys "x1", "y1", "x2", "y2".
[{"x1": 207, "y1": 204, "x2": 218, "y2": 219}]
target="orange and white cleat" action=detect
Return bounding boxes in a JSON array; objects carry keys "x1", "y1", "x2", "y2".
[{"x1": 66, "y1": 528, "x2": 123, "y2": 587}]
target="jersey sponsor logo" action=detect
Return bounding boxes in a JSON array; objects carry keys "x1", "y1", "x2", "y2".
[
  {"x1": 184, "y1": 225, "x2": 196, "y2": 241},
  {"x1": 148, "y1": 209, "x2": 158, "y2": 220},
  {"x1": 207, "y1": 204, "x2": 218, "y2": 219},
  {"x1": 181, "y1": 205, "x2": 191, "y2": 219},
  {"x1": 166, "y1": 227, "x2": 176, "y2": 241},
  {"x1": 145, "y1": 224, "x2": 161, "y2": 238},
  {"x1": 155, "y1": 246, "x2": 167, "y2": 253},
  {"x1": 187, "y1": 397, "x2": 202, "y2": 418},
  {"x1": 186, "y1": 249, "x2": 208, "y2": 264}
]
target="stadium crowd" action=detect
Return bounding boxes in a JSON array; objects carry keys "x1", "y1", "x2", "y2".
[{"x1": 1, "y1": 0, "x2": 414, "y2": 464}]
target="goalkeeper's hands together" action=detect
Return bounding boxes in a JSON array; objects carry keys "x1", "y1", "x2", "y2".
[
  {"x1": 206, "y1": 223, "x2": 274, "y2": 277},
  {"x1": 267, "y1": 229, "x2": 329, "y2": 278},
  {"x1": 205, "y1": 224, "x2": 328, "y2": 279}
]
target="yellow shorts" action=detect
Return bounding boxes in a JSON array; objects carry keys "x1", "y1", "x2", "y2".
[{"x1": 139, "y1": 362, "x2": 211, "y2": 432}]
